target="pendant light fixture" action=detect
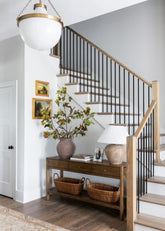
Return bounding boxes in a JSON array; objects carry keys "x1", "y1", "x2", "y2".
[{"x1": 17, "y1": 0, "x2": 63, "y2": 50}]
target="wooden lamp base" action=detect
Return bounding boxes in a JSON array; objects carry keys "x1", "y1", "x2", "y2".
[{"x1": 105, "y1": 144, "x2": 126, "y2": 164}]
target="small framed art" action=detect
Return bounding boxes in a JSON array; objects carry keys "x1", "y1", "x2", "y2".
[
  {"x1": 32, "y1": 98, "x2": 52, "y2": 119},
  {"x1": 35, "y1": 80, "x2": 49, "y2": 97},
  {"x1": 93, "y1": 148, "x2": 104, "y2": 162}
]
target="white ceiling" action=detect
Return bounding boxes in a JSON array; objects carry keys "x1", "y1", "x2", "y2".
[{"x1": 0, "y1": 0, "x2": 147, "y2": 42}]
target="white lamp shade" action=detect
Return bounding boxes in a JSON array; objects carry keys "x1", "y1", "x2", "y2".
[
  {"x1": 97, "y1": 125, "x2": 128, "y2": 145},
  {"x1": 18, "y1": 6, "x2": 62, "y2": 50}
]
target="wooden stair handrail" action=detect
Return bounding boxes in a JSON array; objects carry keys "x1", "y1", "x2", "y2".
[
  {"x1": 67, "y1": 26, "x2": 152, "y2": 87},
  {"x1": 134, "y1": 100, "x2": 157, "y2": 139}
]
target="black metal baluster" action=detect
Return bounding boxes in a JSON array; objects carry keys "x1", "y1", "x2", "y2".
[
  {"x1": 102, "y1": 53, "x2": 104, "y2": 112},
  {"x1": 66, "y1": 28, "x2": 68, "y2": 74},
  {"x1": 123, "y1": 69, "x2": 126, "y2": 124},
  {"x1": 90, "y1": 45, "x2": 92, "y2": 101},
  {"x1": 73, "y1": 32, "x2": 75, "y2": 83},
  {"x1": 143, "y1": 83, "x2": 145, "y2": 194},
  {"x1": 87, "y1": 43, "x2": 89, "y2": 92},
  {"x1": 94, "y1": 48, "x2": 96, "y2": 102},
  {"x1": 114, "y1": 63, "x2": 116, "y2": 123},
  {"x1": 133, "y1": 75, "x2": 135, "y2": 134},
  {"x1": 83, "y1": 40, "x2": 85, "y2": 92},
  {"x1": 153, "y1": 110, "x2": 155, "y2": 176},
  {"x1": 110, "y1": 60, "x2": 112, "y2": 113},
  {"x1": 80, "y1": 37, "x2": 82, "y2": 91},
  {"x1": 98, "y1": 51, "x2": 100, "y2": 102},
  {"x1": 70, "y1": 30, "x2": 71, "y2": 79},
  {"x1": 119, "y1": 66, "x2": 121, "y2": 123},
  {"x1": 76, "y1": 35, "x2": 78, "y2": 82},
  {"x1": 128, "y1": 72, "x2": 130, "y2": 134},
  {"x1": 106, "y1": 56, "x2": 108, "y2": 112},
  {"x1": 60, "y1": 28, "x2": 66, "y2": 74}
]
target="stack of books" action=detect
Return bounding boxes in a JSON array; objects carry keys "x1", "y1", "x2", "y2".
[{"x1": 70, "y1": 154, "x2": 93, "y2": 162}]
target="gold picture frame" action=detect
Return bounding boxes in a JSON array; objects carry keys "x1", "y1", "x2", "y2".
[
  {"x1": 32, "y1": 98, "x2": 52, "y2": 119},
  {"x1": 35, "y1": 80, "x2": 49, "y2": 97}
]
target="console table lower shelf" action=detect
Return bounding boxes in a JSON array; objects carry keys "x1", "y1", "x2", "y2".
[{"x1": 49, "y1": 188, "x2": 120, "y2": 210}]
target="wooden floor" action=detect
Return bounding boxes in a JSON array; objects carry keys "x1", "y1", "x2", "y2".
[{"x1": 0, "y1": 195, "x2": 126, "y2": 231}]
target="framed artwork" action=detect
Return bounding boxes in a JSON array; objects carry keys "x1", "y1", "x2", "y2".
[
  {"x1": 32, "y1": 98, "x2": 52, "y2": 119},
  {"x1": 35, "y1": 80, "x2": 49, "y2": 97},
  {"x1": 93, "y1": 148, "x2": 104, "y2": 162}
]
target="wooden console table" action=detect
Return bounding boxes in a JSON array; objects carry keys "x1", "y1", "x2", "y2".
[{"x1": 46, "y1": 156, "x2": 127, "y2": 220}]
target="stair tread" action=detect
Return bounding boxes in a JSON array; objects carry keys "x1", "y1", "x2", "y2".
[
  {"x1": 148, "y1": 176, "x2": 165, "y2": 184},
  {"x1": 109, "y1": 123, "x2": 140, "y2": 127},
  {"x1": 140, "y1": 144, "x2": 165, "y2": 153},
  {"x1": 140, "y1": 193, "x2": 165, "y2": 206},
  {"x1": 97, "y1": 112, "x2": 140, "y2": 116},
  {"x1": 75, "y1": 92, "x2": 119, "y2": 98},
  {"x1": 160, "y1": 133, "x2": 165, "y2": 137},
  {"x1": 135, "y1": 213, "x2": 165, "y2": 230},
  {"x1": 86, "y1": 102, "x2": 129, "y2": 106},
  {"x1": 57, "y1": 74, "x2": 99, "y2": 83},
  {"x1": 60, "y1": 66, "x2": 91, "y2": 76},
  {"x1": 160, "y1": 144, "x2": 165, "y2": 151},
  {"x1": 155, "y1": 160, "x2": 165, "y2": 166},
  {"x1": 65, "y1": 83, "x2": 109, "y2": 90},
  {"x1": 50, "y1": 54, "x2": 60, "y2": 59}
]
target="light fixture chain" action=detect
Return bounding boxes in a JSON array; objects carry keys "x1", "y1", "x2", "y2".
[
  {"x1": 48, "y1": 0, "x2": 61, "y2": 19},
  {"x1": 17, "y1": 0, "x2": 34, "y2": 17}
]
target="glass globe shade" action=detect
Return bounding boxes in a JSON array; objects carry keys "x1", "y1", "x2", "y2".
[{"x1": 18, "y1": 6, "x2": 63, "y2": 50}]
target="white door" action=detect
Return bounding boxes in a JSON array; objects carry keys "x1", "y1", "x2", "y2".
[{"x1": 0, "y1": 81, "x2": 16, "y2": 198}]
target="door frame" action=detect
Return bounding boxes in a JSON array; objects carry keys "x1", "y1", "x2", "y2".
[{"x1": 0, "y1": 80, "x2": 18, "y2": 199}]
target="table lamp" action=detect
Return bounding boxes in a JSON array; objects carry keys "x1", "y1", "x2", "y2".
[{"x1": 97, "y1": 125, "x2": 128, "y2": 164}]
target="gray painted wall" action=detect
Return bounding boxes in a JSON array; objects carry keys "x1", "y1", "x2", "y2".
[{"x1": 71, "y1": 0, "x2": 165, "y2": 130}]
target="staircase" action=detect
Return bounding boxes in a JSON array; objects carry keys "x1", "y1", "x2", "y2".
[{"x1": 50, "y1": 26, "x2": 165, "y2": 230}]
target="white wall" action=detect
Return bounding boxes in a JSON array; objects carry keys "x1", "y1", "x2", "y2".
[
  {"x1": 23, "y1": 46, "x2": 114, "y2": 203},
  {"x1": 23, "y1": 47, "x2": 60, "y2": 202},
  {"x1": 71, "y1": 0, "x2": 165, "y2": 130},
  {"x1": 0, "y1": 36, "x2": 24, "y2": 201}
]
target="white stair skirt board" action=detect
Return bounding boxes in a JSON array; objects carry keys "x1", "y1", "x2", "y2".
[
  {"x1": 135, "y1": 224, "x2": 160, "y2": 231},
  {"x1": 154, "y1": 165, "x2": 165, "y2": 177},
  {"x1": 140, "y1": 200, "x2": 165, "y2": 219},
  {"x1": 148, "y1": 182, "x2": 165, "y2": 196}
]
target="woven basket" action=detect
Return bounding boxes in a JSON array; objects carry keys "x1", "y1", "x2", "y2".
[
  {"x1": 86, "y1": 178, "x2": 120, "y2": 203},
  {"x1": 53, "y1": 173, "x2": 85, "y2": 195}
]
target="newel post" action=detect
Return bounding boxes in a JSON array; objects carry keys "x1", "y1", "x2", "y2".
[
  {"x1": 127, "y1": 136, "x2": 137, "y2": 231},
  {"x1": 152, "y1": 81, "x2": 160, "y2": 162}
]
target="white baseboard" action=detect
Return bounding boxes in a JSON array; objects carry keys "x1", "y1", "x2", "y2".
[
  {"x1": 15, "y1": 190, "x2": 24, "y2": 203},
  {"x1": 135, "y1": 224, "x2": 158, "y2": 231}
]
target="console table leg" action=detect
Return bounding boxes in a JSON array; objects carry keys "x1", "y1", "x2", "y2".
[
  {"x1": 46, "y1": 168, "x2": 50, "y2": 200},
  {"x1": 120, "y1": 166, "x2": 124, "y2": 220}
]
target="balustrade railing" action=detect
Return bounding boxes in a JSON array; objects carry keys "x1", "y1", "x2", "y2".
[{"x1": 51, "y1": 27, "x2": 160, "y2": 231}]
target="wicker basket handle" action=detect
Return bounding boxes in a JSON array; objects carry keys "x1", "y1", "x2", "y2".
[
  {"x1": 53, "y1": 173, "x2": 60, "y2": 179},
  {"x1": 86, "y1": 178, "x2": 92, "y2": 185},
  {"x1": 81, "y1": 177, "x2": 85, "y2": 184}
]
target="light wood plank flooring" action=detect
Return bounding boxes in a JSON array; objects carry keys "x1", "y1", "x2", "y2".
[{"x1": 0, "y1": 195, "x2": 126, "y2": 231}]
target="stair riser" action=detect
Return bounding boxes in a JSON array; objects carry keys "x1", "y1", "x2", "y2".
[
  {"x1": 154, "y1": 151, "x2": 165, "y2": 161},
  {"x1": 135, "y1": 224, "x2": 159, "y2": 231},
  {"x1": 160, "y1": 136, "x2": 165, "y2": 145},
  {"x1": 87, "y1": 104, "x2": 130, "y2": 113},
  {"x1": 94, "y1": 114, "x2": 113, "y2": 128},
  {"x1": 148, "y1": 182, "x2": 165, "y2": 196},
  {"x1": 154, "y1": 165, "x2": 165, "y2": 177},
  {"x1": 59, "y1": 69, "x2": 91, "y2": 78},
  {"x1": 58, "y1": 75, "x2": 101, "y2": 87},
  {"x1": 140, "y1": 201, "x2": 165, "y2": 219}
]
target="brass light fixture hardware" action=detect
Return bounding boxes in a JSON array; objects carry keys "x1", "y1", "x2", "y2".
[{"x1": 17, "y1": 0, "x2": 63, "y2": 50}]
